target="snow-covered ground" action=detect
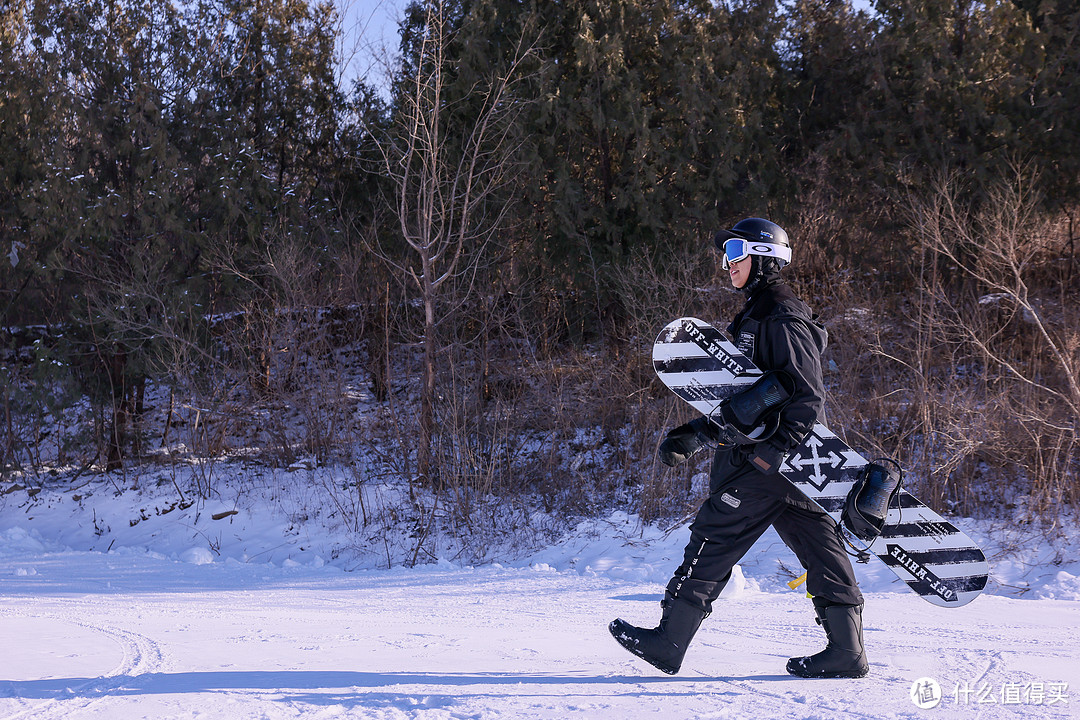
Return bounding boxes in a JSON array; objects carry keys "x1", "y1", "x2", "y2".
[{"x1": 1, "y1": 475, "x2": 1078, "y2": 719}]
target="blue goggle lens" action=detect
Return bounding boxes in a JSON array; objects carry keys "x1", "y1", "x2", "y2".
[{"x1": 722, "y1": 239, "x2": 749, "y2": 269}]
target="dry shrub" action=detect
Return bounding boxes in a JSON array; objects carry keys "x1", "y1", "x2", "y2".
[
  {"x1": 405, "y1": 241, "x2": 732, "y2": 531},
  {"x1": 785, "y1": 151, "x2": 896, "y2": 286},
  {"x1": 602, "y1": 243, "x2": 740, "y2": 521},
  {"x1": 892, "y1": 164, "x2": 1080, "y2": 519}
]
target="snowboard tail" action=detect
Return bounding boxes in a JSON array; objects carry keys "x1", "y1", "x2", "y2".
[{"x1": 653, "y1": 317, "x2": 988, "y2": 608}]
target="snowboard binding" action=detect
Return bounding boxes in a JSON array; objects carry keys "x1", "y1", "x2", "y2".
[
  {"x1": 706, "y1": 370, "x2": 795, "y2": 445},
  {"x1": 841, "y1": 459, "x2": 903, "y2": 542}
]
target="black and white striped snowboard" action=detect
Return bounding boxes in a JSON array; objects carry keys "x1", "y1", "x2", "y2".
[{"x1": 653, "y1": 317, "x2": 989, "y2": 608}]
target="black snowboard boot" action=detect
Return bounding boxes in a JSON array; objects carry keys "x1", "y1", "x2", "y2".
[
  {"x1": 609, "y1": 595, "x2": 707, "y2": 675},
  {"x1": 786, "y1": 600, "x2": 869, "y2": 679}
]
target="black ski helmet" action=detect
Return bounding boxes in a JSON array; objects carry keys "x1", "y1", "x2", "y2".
[{"x1": 713, "y1": 218, "x2": 791, "y2": 269}]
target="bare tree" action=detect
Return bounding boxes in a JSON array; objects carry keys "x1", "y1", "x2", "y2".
[
  {"x1": 900, "y1": 162, "x2": 1080, "y2": 514},
  {"x1": 906, "y1": 163, "x2": 1080, "y2": 417},
  {"x1": 367, "y1": 0, "x2": 537, "y2": 484}
]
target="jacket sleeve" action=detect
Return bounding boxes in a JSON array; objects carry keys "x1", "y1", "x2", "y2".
[{"x1": 747, "y1": 314, "x2": 826, "y2": 474}]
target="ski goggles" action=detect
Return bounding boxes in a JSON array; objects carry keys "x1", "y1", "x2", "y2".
[{"x1": 720, "y1": 238, "x2": 792, "y2": 270}]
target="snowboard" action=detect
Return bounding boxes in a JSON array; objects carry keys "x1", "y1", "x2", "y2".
[{"x1": 653, "y1": 317, "x2": 989, "y2": 608}]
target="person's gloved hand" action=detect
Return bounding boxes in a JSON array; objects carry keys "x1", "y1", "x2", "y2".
[{"x1": 658, "y1": 417, "x2": 712, "y2": 466}]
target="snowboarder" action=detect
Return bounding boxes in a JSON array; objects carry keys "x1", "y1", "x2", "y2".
[{"x1": 610, "y1": 217, "x2": 869, "y2": 678}]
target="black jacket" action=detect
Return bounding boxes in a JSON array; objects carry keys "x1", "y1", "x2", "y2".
[
  {"x1": 707, "y1": 279, "x2": 828, "y2": 504},
  {"x1": 728, "y1": 281, "x2": 828, "y2": 472}
]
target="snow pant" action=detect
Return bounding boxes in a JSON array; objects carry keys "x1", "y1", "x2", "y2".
[{"x1": 666, "y1": 449, "x2": 863, "y2": 614}]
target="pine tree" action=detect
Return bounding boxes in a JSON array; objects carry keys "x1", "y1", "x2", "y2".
[
  {"x1": 517, "y1": 0, "x2": 787, "y2": 336},
  {"x1": 864, "y1": 0, "x2": 1036, "y2": 186},
  {"x1": 1012, "y1": 0, "x2": 1080, "y2": 209}
]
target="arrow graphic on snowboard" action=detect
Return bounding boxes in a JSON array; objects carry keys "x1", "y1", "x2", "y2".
[
  {"x1": 787, "y1": 434, "x2": 845, "y2": 490},
  {"x1": 653, "y1": 317, "x2": 989, "y2": 607}
]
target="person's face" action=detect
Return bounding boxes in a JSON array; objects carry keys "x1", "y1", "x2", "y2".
[{"x1": 728, "y1": 255, "x2": 752, "y2": 289}]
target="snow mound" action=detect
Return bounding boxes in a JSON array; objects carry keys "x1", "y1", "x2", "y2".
[
  {"x1": 179, "y1": 547, "x2": 215, "y2": 565},
  {"x1": 0, "y1": 527, "x2": 53, "y2": 557}
]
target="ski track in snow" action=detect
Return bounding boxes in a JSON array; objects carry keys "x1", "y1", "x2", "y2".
[
  {"x1": 0, "y1": 610, "x2": 166, "y2": 720},
  {"x1": 0, "y1": 551, "x2": 1077, "y2": 720}
]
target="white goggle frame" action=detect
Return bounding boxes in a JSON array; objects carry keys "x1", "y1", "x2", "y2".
[{"x1": 721, "y1": 239, "x2": 792, "y2": 270}]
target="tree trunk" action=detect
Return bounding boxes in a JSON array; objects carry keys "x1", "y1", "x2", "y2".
[
  {"x1": 418, "y1": 262, "x2": 437, "y2": 486},
  {"x1": 105, "y1": 348, "x2": 127, "y2": 472}
]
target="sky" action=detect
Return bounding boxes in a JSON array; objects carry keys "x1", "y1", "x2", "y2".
[{"x1": 336, "y1": 0, "x2": 404, "y2": 93}]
